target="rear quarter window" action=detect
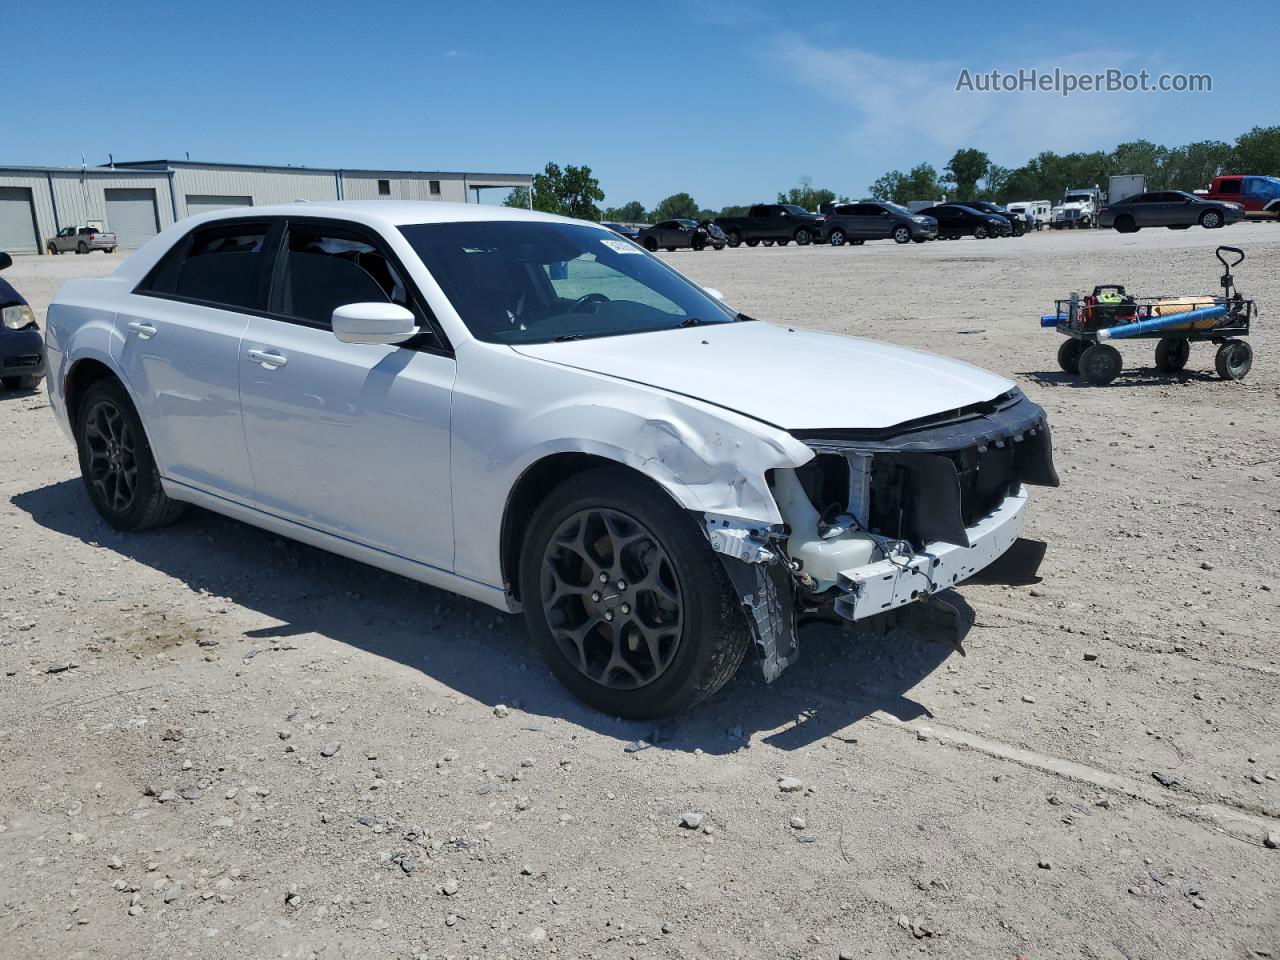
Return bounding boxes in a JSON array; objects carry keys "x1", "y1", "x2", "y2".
[{"x1": 138, "y1": 221, "x2": 272, "y2": 311}]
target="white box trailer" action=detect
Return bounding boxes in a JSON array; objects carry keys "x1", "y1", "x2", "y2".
[
  {"x1": 1108, "y1": 175, "x2": 1146, "y2": 204},
  {"x1": 1006, "y1": 200, "x2": 1051, "y2": 230}
]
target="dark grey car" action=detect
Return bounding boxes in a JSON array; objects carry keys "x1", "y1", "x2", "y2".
[
  {"x1": 1099, "y1": 191, "x2": 1246, "y2": 233},
  {"x1": 638, "y1": 219, "x2": 721, "y2": 252},
  {"x1": 822, "y1": 202, "x2": 938, "y2": 246}
]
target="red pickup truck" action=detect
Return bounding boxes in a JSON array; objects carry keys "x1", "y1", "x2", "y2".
[{"x1": 1202, "y1": 175, "x2": 1280, "y2": 219}]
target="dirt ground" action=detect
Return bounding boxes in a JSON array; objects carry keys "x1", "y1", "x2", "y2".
[{"x1": 2, "y1": 225, "x2": 1278, "y2": 960}]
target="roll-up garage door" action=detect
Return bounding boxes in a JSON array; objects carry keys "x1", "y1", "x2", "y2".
[
  {"x1": 0, "y1": 187, "x2": 40, "y2": 255},
  {"x1": 185, "y1": 195, "x2": 253, "y2": 217},
  {"x1": 104, "y1": 188, "x2": 160, "y2": 249}
]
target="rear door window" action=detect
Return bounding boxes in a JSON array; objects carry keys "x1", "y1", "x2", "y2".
[{"x1": 138, "y1": 221, "x2": 272, "y2": 311}]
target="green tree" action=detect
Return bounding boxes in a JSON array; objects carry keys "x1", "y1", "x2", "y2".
[
  {"x1": 718, "y1": 204, "x2": 750, "y2": 217},
  {"x1": 649, "y1": 192, "x2": 701, "y2": 221},
  {"x1": 777, "y1": 176, "x2": 843, "y2": 211},
  {"x1": 1233, "y1": 126, "x2": 1280, "y2": 175},
  {"x1": 868, "y1": 170, "x2": 905, "y2": 202},
  {"x1": 1111, "y1": 140, "x2": 1170, "y2": 189},
  {"x1": 945, "y1": 148, "x2": 990, "y2": 199},
  {"x1": 603, "y1": 200, "x2": 647, "y2": 222},
  {"x1": 898, "y1": 163, "x2": 944, "y2": 203},
  {"x1": 504, "y1": 162, "x2": 604, "y2": 220},
  {"x1": 1163, "y1": 140, "x2": 1238, "y2": 191},
  {"x1": 982, "y1": 163, "x2": 1011, "y2": 199}
]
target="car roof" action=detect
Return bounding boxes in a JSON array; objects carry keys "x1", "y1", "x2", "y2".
[{"x1": 193, "y1": 199, "x2": 583, "y2": 228}]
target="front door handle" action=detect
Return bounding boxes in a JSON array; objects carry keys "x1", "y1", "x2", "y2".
[
  {"x1": 247, "y1": 349, "x2": 288, "y2": 369},
  {"x1": 127, "y1": 321, "x2": 157, "y2": 339}
]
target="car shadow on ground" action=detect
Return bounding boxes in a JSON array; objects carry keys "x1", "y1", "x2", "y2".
[{"x1": 13, "y1": 479, "x2": 957, "y2": 756}]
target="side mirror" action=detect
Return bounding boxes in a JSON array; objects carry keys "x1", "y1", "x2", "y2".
[
  {"x1": 331, "y1": 302, "x2": 419, "y2": 345},
  {"x1": 704, "y1": 287, "x2": 725, "y2": 302},
  {"x1": 0, "y1": 252, "x2": 11, "y2": 272}
]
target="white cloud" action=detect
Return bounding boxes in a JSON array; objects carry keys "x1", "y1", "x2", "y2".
[{"x1": 776, "y1": 36, "x2": 1164, "y2": 165}]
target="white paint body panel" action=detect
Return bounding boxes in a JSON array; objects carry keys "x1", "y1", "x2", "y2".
[{"x1": 45, "y1": 201, "x2": 1023, "y2": 614}]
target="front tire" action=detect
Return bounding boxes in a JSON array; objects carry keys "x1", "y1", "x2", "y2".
[
  {"x1": 1214, "y1": 339, "x2": 1252, "y2": 380},
  {"x1": 1200, "y1": 209, "x2": 1223, "y2": 229},
  {"x1": 828, "y1": 229, "x2": 846, "y2": 246},
  {"x1": 519, "y1": 467, "x2": 749, "y2": 719},
  {"x1": 1079, "y1": 343, "x2": 1122, "y2": 385},
  {"x1": 973, "y1": 225, "x2": 988, "y2": 239},
  {"x1": 893, "y1": 226, "x2": 911, "y2": 244},
  {"x1": 794, "y1": 228, "x2": 812, "y2": 246},
  {"x1": 74, "y1": 378, "x2": 187, "y2": 531},
  {"x1": 727, "y1": 230, "x2": 742, "y2": 248},
  {"x1": 643, "y1": 237, "x2": 657, "y2": 251}
]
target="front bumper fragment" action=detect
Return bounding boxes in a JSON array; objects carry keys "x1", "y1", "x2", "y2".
[{"x1": 834, "y1": 487, "x2": 1027, "y2": 621}]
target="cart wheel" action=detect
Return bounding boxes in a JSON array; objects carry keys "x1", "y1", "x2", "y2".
[
  {"x1": 1057, "y1": 338, "x2": 1085, "y2": 374},
  {"x1": 1214, "y1": 339, "x2": 1252, "y2": 381},
  {"x1": 1079, "y1": 343, "x2": 1122, "y2": 385},
  {"x1": 1154, "y1": 337, "x2": 1190, "y2": 373}
]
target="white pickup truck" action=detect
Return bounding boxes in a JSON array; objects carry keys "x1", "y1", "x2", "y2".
[{"x1": 47, "y1": 226, "x2": 118, "y2": 255}]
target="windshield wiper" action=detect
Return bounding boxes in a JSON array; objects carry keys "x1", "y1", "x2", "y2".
[
  {"x1": 678, "y1": 317, "x2": 705, "y2": 327},
  {"x1": 553, "y1": 334, "x2": 586, "y2": 342},
  {"x1": 735, "y1": 312, "x2": 758, "y2": 322}
]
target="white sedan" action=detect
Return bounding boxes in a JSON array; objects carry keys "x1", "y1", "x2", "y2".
[{"x1": 44, "y1": 202, "x2": 1058, "y2": 718}]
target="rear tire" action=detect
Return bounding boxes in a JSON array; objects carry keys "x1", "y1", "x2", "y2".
[
  {"x1": 519, "y1": 467, "x2": 749, "y2": 719},
  {"x1": 643, "y1": 237, "x2": 657, "y2": 252},
  {"x1": 76, "y1": 241, "x2": 88, "y2": 254},
  {"x1": 73, "y1": 378, "x2": 187, "y2": 531},
  {"x1": 1214, "y1": 339, "x2": 1252, "y2": 380},
  {"x1": 776, "y1": 239, "x2": 789, "y2": 246},
  {"x1": 2, "y1": 375, "x2": 41, "y2": 391},
  {"x1": 1079, "y1": 343, "x2": 1122, "y2": 385},
  {"x1": 1057, "y1": 338, "x2": 1085, "y2": 375},
  {"x1": 746, "y1": 239, "x2": 759, "y2": 247},
  {"x1": 1154, "y1": 337, "x2": 1190, "y2": 372}
]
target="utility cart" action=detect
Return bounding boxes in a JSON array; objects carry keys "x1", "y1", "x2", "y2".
[{"x1": 1041, "y1": 245, "x2": 1256, "y2": 385}]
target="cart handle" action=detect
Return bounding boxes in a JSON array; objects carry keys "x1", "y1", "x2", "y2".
[{"x1": 1216, "y1": 246, "x2": 1244, "y2": 269}]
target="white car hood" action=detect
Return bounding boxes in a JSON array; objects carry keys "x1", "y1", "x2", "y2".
[{"x1": 513, "y1": 321, "x2": 1014, "y2": 431}]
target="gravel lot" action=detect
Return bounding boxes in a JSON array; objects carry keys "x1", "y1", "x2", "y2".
[{"x1": 2, "y1": 225, "x2": 1278, "y2": 960}]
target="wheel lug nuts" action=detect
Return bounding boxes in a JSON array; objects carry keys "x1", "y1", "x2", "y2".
[
  {"x1": 599, "y1": 573, "x2": 608, "y2": 583},
  {"x1": 620, "y1": 603, "x2": 631, "y2": 614},
  {"x1": 617, "y1": 580, "x2": 627, "y2": 590},
  {"x1": 604, "y1": 611, "x2": 614, "y2": 621},
  {"x1": 591, "y1": 592, "x2": 601, "y2": 602}
]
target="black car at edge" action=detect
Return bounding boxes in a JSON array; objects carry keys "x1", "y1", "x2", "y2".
[{"x1": 0, "y1": 252, "x2": 45, "y2": 392}]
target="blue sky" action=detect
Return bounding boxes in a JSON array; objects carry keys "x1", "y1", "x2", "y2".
[{"x1": 11, "y1": 0, "x2": 1278, "y2": 209}]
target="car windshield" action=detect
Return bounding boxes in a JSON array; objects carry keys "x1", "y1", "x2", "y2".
[
  {"x1": 400, "y1": 220, "x2": 739, "y2": 345},
  {"x1": 883, "y1": 202, "x2": 912, "y2": 215},
  {"x1": 781, "y1": 205, "x2": 809, "y2": 216}
]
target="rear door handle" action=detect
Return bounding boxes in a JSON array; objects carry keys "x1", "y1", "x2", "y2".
[
  {"x1": 247, "y1": 349, "x2": 288, "y2": 369},
  {"x1": 127, "y1": 321, "x2": 157, "y2": 339}
]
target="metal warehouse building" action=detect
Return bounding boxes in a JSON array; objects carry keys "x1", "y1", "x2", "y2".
[{"x1": 0, "y1": 160, "x2": 531, "y2": 254}]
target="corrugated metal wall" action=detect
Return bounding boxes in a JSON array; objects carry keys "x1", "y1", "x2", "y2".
[
  {"x1": 0, "y1": 171, "x2": 173, "y2": 251},
  {"x1": 171, "y1": 167, "x2": 338, "y2": 219},
  {"x1": 340, "y1": 173, "x2": 468, "y2": 203}
]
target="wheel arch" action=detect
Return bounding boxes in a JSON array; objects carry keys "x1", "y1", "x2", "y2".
[{"x1": 500, "y1": 452, "x2": 693, "y2": 603}]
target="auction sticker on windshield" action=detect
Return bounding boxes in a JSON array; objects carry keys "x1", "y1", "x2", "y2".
[{"x1": 601, "y1": 238, "x2": 642, "y2": 254}]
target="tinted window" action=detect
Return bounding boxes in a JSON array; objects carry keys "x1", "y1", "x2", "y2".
[
  {"x1": 269, "y1": 224, "x2": 411, "y2": 328},
  {"x1": 400, "y1": 220, "x2": 737, "y2": 345},
  {"x1": 1216, "y1": 179, "x2": 1241, "y2": 195},
  {"x1": 748, "y1": 205, "x2": 768, "y2": 217},
  {"x1": 141, "y1": 221, "x2": 270, "y2": 310}
]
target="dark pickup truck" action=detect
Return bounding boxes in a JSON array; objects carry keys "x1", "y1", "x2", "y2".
[{"x1": 714, "y1": 204, "x2": 825, "y2": 247}]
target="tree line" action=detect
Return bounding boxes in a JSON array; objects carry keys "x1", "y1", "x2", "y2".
[{"x1": 507, "y1": 126, "x2": 1280, "y2": 222}]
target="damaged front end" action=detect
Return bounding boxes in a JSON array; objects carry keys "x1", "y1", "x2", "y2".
[{"x1": 703, "y1": 389, "x2": 1059, "y2": 682}]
